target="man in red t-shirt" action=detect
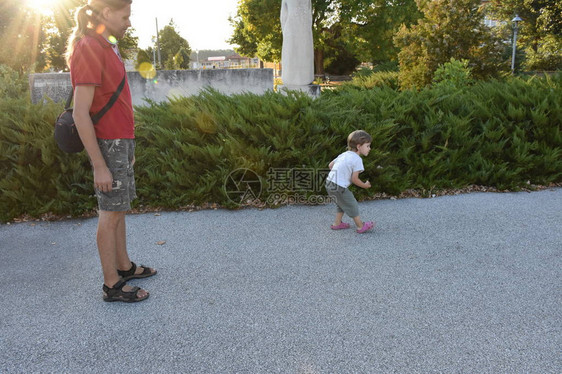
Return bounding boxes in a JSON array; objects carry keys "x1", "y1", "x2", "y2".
[{"x1": 67, "y1": 0, "x2": 156, "y2": 303}]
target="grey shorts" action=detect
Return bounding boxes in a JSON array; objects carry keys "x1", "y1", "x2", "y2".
[
  {"x1": 325, "y1": 180, "x2": 359, "y2": 218},
  {"x1": 95, "y1": 138, "x2": 137, "y2": 212}
]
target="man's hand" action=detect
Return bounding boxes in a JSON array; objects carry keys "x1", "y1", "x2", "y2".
[{"x1": 94, "y1": 165, "x2": 113, "y2": 192}]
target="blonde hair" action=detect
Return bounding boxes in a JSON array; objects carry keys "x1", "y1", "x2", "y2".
[
  {"x1": 65, "y1": 0, "x2": 132, "y2": 66},
  {"x1": 347, "y1": 130, "x2": 372, "y2": 151}
]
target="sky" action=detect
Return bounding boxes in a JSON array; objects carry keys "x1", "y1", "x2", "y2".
[{"x1": 129, "y1": 0, "x2": 240, "y2": 51}]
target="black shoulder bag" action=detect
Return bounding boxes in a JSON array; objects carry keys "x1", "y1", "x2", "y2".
[{"x1": 54, "y1": 76, "x2": 126, "y2": 153}]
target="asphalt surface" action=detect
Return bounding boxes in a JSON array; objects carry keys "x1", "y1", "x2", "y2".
[{"x1": 1, "y1": 189, "x2": 561, "y2": 373}]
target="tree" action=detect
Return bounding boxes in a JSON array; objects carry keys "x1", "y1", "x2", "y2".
[
  {"x1": 45, "y1": 20, "x2": 137, "y2": 72},
  {"x1": 487, "y1": 0, "x2": 562, "y2": 71},
  {"x1": 156, "y1": 20, "x2": 191, "y2": 70},
  {"x1": 338, "y1": 0, "x2": 422, "y2": 64},
  {"x1": 172, "y1": 47, "x2": 191, "y2": 70},
  {"x1": 539, "y1": 1, "x2": 562, "y2": 35},
  {"x1": 42, "y1": 0, "x2": 85, "y2": 72},
  {"x1": 135, "y1": 49, "x2": 152, "y2": 70},
  {"x1": 119, "y1": 28, "x2": 139, "y2": 61},
  {"x1": 228, "y1": 0, "x2": 283, "y2": 63},
  {"x1": 229, "y1": 0, "x2": 338, "y2": 74},
  {"x1": 230, "y1": 0, "x2": 365, "y2": 76},
  {"x1": 394, "y1": 0, "x2": 505, "y2": 89},
  {"x1": 1, "y1": 0, "x2": 137, "y2": 73},
  {"x1": 230, "y1": 0, "x2": 422, "y2": 76},
  {"x1": 0, "y1": 0, "x2": 47, "y2": 73},
  {"x1": 322, "y1": 24, "x2": 360, "y2": 75}
]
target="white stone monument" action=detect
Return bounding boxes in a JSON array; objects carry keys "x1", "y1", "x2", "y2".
[{"x1": 280, "y1": 0, "x2": 319, "y2": 96}]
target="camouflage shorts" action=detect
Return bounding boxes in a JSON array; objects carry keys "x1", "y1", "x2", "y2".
[{"x1": 95, "y1": 138, "x2": 137, "y2": 212}]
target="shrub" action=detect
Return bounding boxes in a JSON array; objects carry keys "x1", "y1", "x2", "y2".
[
  {"x1": 524, "y1": 35, "x2": 562, "y2": 72},
  {"x1": 352, "y1": 67, "x2": 374, "y2": 78},
  {"x1": 432, "y1": 58, "x2": 473, "y2": 89},
  {"x1": 0, "y1": 65, "x2": 28, "y2": 97},
  {"x1": 1, "y1": 74, "x2": 561, "y2": 222},
  {"x1": 343, "y1": 71, "x2": 400, "y2": 90},
  {"x1": 372, "y1": 61, "x2": 399, "y2": 73},
  {"x1": 394, "y1": 0, "x2": 505, "y2": 89}
]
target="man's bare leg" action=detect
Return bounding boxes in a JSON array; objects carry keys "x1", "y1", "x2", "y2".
[
  {"x1": 114, "y1": 212, "x2": 132, "y2": 271},
  {"x1": 113, "y1": 213, "x2": 154, "y2": 276},
  {"x1": 97, "y1": 210, "x2": 147, "y2": 298}
]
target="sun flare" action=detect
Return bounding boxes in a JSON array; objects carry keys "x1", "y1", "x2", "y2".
[{"x1": 25, "y1": 0, "x2": 61, "y2": 16}]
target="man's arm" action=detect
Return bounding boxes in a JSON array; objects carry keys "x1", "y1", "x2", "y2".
[{"x1": 72, "y1": 85, "x2": 113, "y2": 192}]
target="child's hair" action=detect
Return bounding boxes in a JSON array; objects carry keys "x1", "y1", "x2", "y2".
[
  {"x1": 347, "y1": 130, "x2": 372, "y2": 151},
  {"x1": 65, "y1": 0, "x2": 132, "y2": 66}
]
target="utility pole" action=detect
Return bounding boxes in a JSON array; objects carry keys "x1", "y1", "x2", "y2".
[
  {"x1": 155, "y1": 18, "x2": 162, "y2": 69},
  {"x1": 151, "y1": 37, "x2": 156, "y2": 67}
]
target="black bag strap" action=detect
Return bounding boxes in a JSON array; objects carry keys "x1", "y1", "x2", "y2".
[
  {"x1": 65, "y1": 75, "x2": 126, "y2": 124},
  {"x1": 64, "y1": 89, "x2": 73, "y2": 110},
  {"x1": 91, "y1": 76, "x2": 126, "y2": 124}
]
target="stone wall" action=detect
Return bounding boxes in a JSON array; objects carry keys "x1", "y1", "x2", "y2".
[{"x1": 29, "y1": 68, "x2": 274, "y2": 106}]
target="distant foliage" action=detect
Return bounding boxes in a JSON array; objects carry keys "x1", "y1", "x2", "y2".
[
  {"x1": 158, "y1": 20, "x2": 191, "y2": 70},
  {"x1": 172, "y1": 47, "x2": 191, "y2": 70},
  {"x1": 0, "y1": 0, "x2": 47, "y2": 73},
  {"x1": 524, "y1": 35, "x2": 562, "y2": 71},
  {"x1": 323, "y1": 24, "x2": 361, "y2": 75},
  {"x1": 338, "y1": 0, "x2": 422, "y2": 64},
  {"x1": 395, "y1": 0, "x2": 505, "y2": 89},
  {"x1": 352, "y1": 67, "x2": 376, "y2": 78},
  {"x1": 372, "y1": 61, "x2": 399, "y2": 73},
  {"x1": 229, "y1": 0, "x2": 419, "y2": 75},
  {"x1": 135, "y1": 49, "x2": 152, "y2": 71},
  {"x1": 344, "y1": 71, "x2": 400, "y2": 90},
  {"x1": 487, "y1": 0, "x2": 562, "y2": 72}
]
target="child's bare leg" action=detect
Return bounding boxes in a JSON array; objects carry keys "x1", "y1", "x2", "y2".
[
  {"x1": 352, "y1": 216, "x2": 364, "y2": 229},
  {"x1": 333, "y1": 212, "x2": 344, "y2": 226}
]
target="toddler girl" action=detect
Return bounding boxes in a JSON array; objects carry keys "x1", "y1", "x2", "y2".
[{"x1": 325, "y1": 130, "x2": 375, "y2": 233}]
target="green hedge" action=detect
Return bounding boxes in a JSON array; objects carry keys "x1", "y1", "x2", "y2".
[{"x1": 1, "y1": 73, "x2": 561, "y2": 222}]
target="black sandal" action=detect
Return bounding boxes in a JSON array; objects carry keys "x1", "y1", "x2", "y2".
[
  {"x1": 117, "y1": 261, "x2": 157, "y2": 281},
  {"x1": 102, "y1": 279, "x2": 149, "y2": 303}
]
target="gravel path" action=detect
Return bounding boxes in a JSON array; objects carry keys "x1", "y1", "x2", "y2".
[{"x1": 1, "y1": 189, "x2": 560, "y2": 373}]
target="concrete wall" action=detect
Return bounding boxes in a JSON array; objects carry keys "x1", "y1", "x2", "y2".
[
  {"x1": 29, "y1": 68, "x2": 274, "y2": 106},
  {"x1": 29, "y1": 73, "x2": 73, "y2": 105}
]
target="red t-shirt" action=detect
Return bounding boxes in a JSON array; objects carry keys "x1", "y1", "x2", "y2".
[{"x1": 70, "y1": 32, "x2": 134, "y2": 139}]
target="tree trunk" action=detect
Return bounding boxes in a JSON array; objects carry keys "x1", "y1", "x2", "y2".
[{"x1": 314, "y1": 48, "x2": 324, "y2": 76}]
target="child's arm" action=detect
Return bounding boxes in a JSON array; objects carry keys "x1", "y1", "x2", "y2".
[
  {"x1": 329, "y1": 160, "x2": 335, "y2": 170},
  {"x1": 351, "y1": 171, "x2": 371, "y2": 189}
]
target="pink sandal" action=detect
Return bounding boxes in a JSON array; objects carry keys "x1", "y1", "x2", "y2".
[
  {"x1": 356, "y1": 221, "x2": 375, "y2": 234},
  {"x1": 331, "y1": 222, "x2": 351, "y2": 230}
]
